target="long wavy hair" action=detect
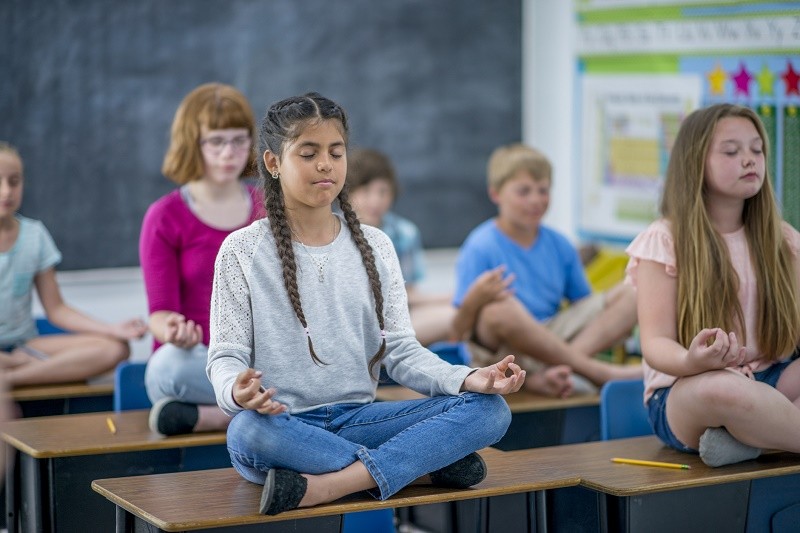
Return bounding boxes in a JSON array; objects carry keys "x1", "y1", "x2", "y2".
[
  {"x1": 256, "y1": 92, "x2": 387, "y2": 377},
  {"x1": 661, "y1": 103, "x2": 799, "y2": 360}
]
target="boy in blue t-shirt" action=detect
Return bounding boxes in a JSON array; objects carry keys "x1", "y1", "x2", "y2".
[{"x1": 453, "y1": 143, "x2": 642, "y2": 389}]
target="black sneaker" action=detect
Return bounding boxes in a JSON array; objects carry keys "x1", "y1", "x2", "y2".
[
  {"x1": 260, "y1": 469, "x2": 308, "y2": 515},
  {"x1": 148, "y1": 397, "x2": 199, "y2": 436},
  {"x1": 429, "y1": 452, "x2": 487, "y2": 488}
]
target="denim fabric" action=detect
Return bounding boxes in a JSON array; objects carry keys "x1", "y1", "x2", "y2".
[
  {"x1": 226, "y1": 392, "x2": 511, "y2": 500},
  {"x1": 144, "y1": 343, "x2": 216, "y2": 405},
  {"x1": 647, "y1": 386, "x2": 696, "y2": 453},
  {"x1": 648, "y1": 359, "x2": 795, "y2": 453},
  {"x1": 753, "y1": 359, "x2": 793, "y2": 388}
]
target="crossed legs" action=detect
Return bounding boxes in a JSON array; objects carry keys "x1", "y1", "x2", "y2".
[
  {"x1": 474, "y1": 293, "x2": 641, "y2": 386},
  {"x1": 666, "y1": 362, "x2": 800, "y2": 453},
  {"x1": 1, "y1": 333, "x2": 129, "y2": 386},
  {"x1": 569, "y1": 282, "x2": 638, "y2": 357}
]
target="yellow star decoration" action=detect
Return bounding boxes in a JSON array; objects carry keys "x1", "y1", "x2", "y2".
[
  {"x1": 707, "y1": 63, "x2": 727, "y2": 95},
  {"x1": 788, "y1": 105, "x2": 798, "y2": 118},
  {"x1": 760, "y1": 104, "x2": 772, "y2": 117},
  {"x1": 757, "y1": 64, "x2": 775, "y2": 97}
]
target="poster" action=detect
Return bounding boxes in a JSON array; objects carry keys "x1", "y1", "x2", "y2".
[{"x1": 574, "y1": 1, "x2": 800, "y2": 241}]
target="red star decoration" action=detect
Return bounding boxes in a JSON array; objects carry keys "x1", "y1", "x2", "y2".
[
  {"x1": 782, "y1": 61, "x2": 800, "y2": 96},
  {"x1": 731, "y1": 63, "x2": 752, "y2": 96}
]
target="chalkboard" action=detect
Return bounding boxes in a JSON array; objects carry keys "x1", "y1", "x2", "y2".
[{"x1": 0, "y1": 0, "x2": 521, "y2": 269}]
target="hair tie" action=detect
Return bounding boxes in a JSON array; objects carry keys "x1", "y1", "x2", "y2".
[
  {"x1": 380, "y1": 329, "x2": 386, "y2": 339},
  {"x1": 304, "y1": 327, "x2": 310, "y2": 337}
]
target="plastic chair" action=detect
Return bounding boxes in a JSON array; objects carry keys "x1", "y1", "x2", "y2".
[
  {"x1": 35, "y1": 316, "x2": 69, "y2": 336},
  {"x1": 427, "y1": 341, "x2": 471, "y2": 365},
  {"x1": 113, "y1": 361, "x2": 152, "y2": 412},
  {"x1": 342, "y1": 509, "x2": 395, "y2": 533},
  {"x1": 599, "y1": 378, "x2": 652, "y2": 440},
  {"x1": 584, "y1": 248, "x2": 629, "y2": 293},
  {"x1": 379, "y1": 342, "x2": 471, "y2": 386}
]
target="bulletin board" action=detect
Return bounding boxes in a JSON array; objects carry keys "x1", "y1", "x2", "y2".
[{"x1": 574, "y1": 0, "x2": 800, "y2": 243}]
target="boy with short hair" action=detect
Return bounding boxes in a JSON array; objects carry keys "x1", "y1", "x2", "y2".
[{"x1": 453, "y1": 143, "x2": 642, "y2": 388}]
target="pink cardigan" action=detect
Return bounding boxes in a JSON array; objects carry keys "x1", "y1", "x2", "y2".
[{"x1": 139, "y1": 185, "x2": 265, "y2": 351}]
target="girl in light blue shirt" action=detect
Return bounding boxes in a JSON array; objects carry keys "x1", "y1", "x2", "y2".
[{"x1": 0, "y1": 142, "x2": 147, "y2": 386}]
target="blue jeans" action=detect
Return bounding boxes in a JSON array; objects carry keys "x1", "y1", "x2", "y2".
[
  {"x1": 226, "y1": 392, "x2": 511, "y2": 500},
  {"x1": 144, "y1": 343, "x2": 217, "y2": 405},
  {"x1": 648, "y1": 359, "x2": 796, "y2": 452}
]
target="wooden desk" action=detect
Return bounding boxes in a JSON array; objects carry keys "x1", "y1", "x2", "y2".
[
  {"x1": 2, "y1": 409, "x2": 229, "y2": 533},
  {"x1": 91, "y1": 436, "x2": 800, "y2": 533},
  {"x1": 92, "y1": 447, "x2": 581, "y2": 533},
  {"x1": 514, "y1": 436, "x2": 800, "y2": 533},
  {"x1": 375, "y1": 386, "x2": 601, "y2": 450},
  {"x1": 10, "y1": 380, "x2": 114, "y2": 417}
]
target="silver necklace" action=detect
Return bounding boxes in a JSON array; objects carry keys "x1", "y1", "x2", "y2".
[{"x1": 291, "y1": 216, "x2": 338, "y2": 283}]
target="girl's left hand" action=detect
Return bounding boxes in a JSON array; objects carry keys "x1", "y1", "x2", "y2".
[
  {"x1": 111, "y1": 318, "x2": 148, "y2": 340},
  {"x1": 462, "y1": 355, "x2": 526, "y2": 395}
]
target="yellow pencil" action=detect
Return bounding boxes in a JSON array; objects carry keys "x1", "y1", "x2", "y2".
[
  {"x1": 106, "y1": 417, "x2": 117, "y2": 435},
  {"x1": 611, "y1": 457, "x2": 690, "y2": 470}
]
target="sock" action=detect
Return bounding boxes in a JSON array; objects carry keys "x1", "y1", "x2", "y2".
[{"x1": 699, "y1": 427, "x2": 761, "y2": 467}]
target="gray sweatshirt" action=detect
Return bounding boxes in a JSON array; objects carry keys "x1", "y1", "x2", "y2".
[{"x1": 207, "y1": 215, "x2": 473, "y2": 416}]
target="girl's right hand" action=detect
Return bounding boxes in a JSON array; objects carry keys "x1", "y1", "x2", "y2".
[
  {"x1": 232, "y1": 368, "x2": 287, "y2": 415},
  {"x1": 686, "y1": 328, "x2": 747, "y2": 372},
  {"x1": 163, "y1": 312, "x2": 202, "y2": 349}
]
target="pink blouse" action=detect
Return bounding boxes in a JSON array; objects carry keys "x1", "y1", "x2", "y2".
[
  {"x1": 626, "y1": 219, "x2": 800, "y2": 402},
  {"x1": 139, "y1": 185, "x2": 265, "y2": 351}
]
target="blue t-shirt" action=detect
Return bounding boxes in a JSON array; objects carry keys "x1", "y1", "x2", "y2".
[
  {"x1": 380, "y1": 211, "x2": 425, "y2": 284},
  {"x1": 453, "y1": 219, "x2": 590, "y2": 321},
  {"x1": 0, "y1": 215, "x2": 62, "y2": 345}
]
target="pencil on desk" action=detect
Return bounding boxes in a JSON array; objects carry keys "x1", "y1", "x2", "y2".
[
  {"x1": 611, "y1": 457, "x2": 690, "y2": 470},
  {"x1": 106, "y1": 417, "x2": 117, "y2": 435}
]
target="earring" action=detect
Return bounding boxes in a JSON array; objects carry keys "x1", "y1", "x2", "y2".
[{"x1": 271, "y1": 171, "x2": 280, "y2": 180}]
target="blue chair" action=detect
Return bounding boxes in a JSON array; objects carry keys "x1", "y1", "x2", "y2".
[
  {"x1": 342, "y1": 509, "x2": 395, "y2": 533},
  {"x1": 35, "y1": 316, "x2": 69, "y2": 336},
  {"x1": 427, "y1": 341, "x2": 471, "y2": 365},
  {"x1": 379, "y1": 342, "x2": 470, "y2": 386},
  {"x1": 113, "y1": 361, "x2": 151, "y2": 412},
  {"x1": 599, "y1": 378, "x2": 652, "y2": 440}
]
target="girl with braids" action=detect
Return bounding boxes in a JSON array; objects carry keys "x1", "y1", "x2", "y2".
[
  {"x1": 627, "y1": 103, "x2": 800, "y2": 467},
  {"x1": 207, "y1": 92, "x2": 524, "y2": 515}
]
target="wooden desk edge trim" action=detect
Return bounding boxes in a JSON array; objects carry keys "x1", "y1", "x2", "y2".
[
  {"x1": 93, "y1": 476, "x2": 582, "y2": 531},
  {"x1": 10, "y1": 382, "x2": 114, "y2": 401},
  {"x1": 92, "y1": 481, "x2": 171, "y2": 530},
  {"x1": 2, "y1": 432, "x2": 227, "y2": 459},
  {"x1": 580, "y1": 465, "x2": 800, "y2": 497}
]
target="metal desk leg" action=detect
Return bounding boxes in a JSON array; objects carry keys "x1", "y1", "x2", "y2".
[{"x1": 5, "y1": 447, "x2": 19, "y2": 533}]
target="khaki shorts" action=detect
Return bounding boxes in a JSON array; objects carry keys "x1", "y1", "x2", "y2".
[{"x1": 467, "y1": 292, "x2": 606, "y2": 375}]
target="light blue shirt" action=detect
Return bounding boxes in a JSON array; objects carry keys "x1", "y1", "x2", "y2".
[
  {"x1": 379, "y1": 211, "x2": 425, "y2": 284},
  {"x1": 0, "y1": 215, "x2": 62, "y2": 346},
  {"x1": 454, "y1": 219, "x2": 590, "y2": 321}
]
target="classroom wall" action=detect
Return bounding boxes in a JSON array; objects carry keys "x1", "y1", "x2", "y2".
[
  {"x1": 0, "y1": 0, "x2": 523, "y2": 270},
  {"x1": 524, "y1": 0, "x2": 576, "y2": 242}
]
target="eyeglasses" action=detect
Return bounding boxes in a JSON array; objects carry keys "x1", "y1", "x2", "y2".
[{"x1": 200, "y1": 135, "x2": 251, "y2": 154}]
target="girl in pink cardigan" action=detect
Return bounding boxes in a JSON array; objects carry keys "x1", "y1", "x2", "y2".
[{"x1": 139, "y1": 83, "x2": 264, "y2": 436}]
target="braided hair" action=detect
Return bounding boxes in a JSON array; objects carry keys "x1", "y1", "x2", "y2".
[{"x1": 257, "y1": 93, "x2": 387, "y2": 377}]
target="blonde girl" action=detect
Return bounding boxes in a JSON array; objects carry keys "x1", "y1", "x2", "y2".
[{"x1": 627, "y1": 104, "x2": 800, "y2": 466}]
